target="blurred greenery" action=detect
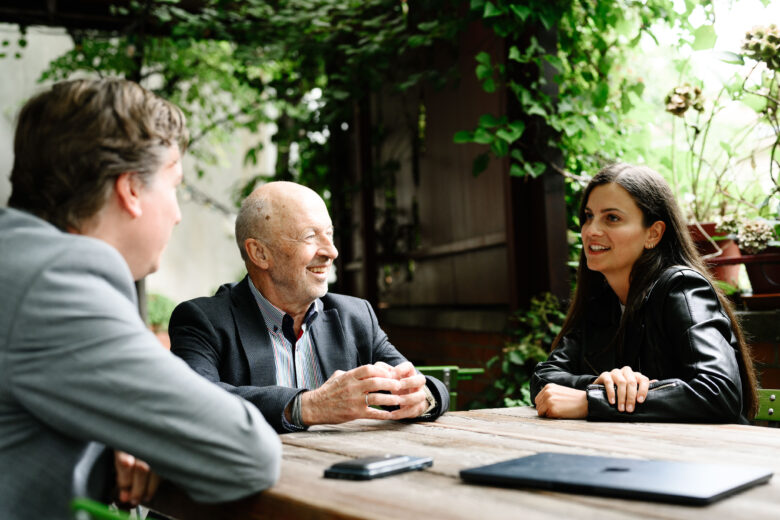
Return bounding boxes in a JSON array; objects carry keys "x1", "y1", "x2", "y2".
[
  {"x1": 146, "y1": 293, "x2": 177, "y2": 332},
  {"x1": 35, "y1": 0, "x2": 466, "y2": 204},
  {"x1": 471, "y1": 293, "x2": 565, "y2": 409}
]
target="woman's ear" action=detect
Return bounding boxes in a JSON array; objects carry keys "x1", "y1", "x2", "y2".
[
  {"x1": 114, "y1": 172, "x2": 143, "y2": 218},
  {"x1": 646, "y1": 220, "x2": 666, "y2": 249}
]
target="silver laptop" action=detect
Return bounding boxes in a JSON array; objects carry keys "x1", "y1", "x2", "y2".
[{"x1": 460, "y1": 452, "x2": 773, "y2": 505}]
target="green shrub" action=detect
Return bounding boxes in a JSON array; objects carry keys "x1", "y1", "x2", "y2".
[
  {"x1": 472, "y1": 293, "x2": 565, "y2": 409},
  {"x1": 147, "y1": 293, "x2": 177, "y2": 332}
]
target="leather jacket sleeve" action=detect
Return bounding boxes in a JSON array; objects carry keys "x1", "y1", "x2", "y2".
[
  {"x1": 530, "y1": 330, "x2": 598, "y2": 402},
  {"x1": 587, "y1": 269, "x2": 745, "y2": 423}
]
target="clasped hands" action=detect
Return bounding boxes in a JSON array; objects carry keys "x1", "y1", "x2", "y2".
[
  {"x1": 535, "y1": 366, "x2": 653, "y2": 419},
  {"x1": 301, "y1": 361, "x2": 429, "y2": 425}
]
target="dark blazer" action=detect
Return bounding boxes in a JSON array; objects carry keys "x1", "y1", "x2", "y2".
[
  {"x1": 170, "y1": 276, "x2": 449, "y2": 432},
  {"x1": 531, "y1": 266, "x2": 747, "y2": 423}
]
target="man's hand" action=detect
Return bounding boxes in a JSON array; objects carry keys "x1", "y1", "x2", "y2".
[
  {"x1": 300, "y1": 364, "x2": 403, "y2": 425},
  {"x1": 114, "y1": 450, "x2": 159, "y2": 506},
  {"x1": 385, "y1": 361, "x2": 429, "y2": 420},
  {"x1": 534, "y1": 383, "x2": 588, "y2": 419},
  {"x1": 593, "y1": 366, "x2": 651, "y2": 413}
]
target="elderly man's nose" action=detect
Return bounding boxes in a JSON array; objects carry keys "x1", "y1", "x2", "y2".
[{"x1": 323, "y1": 242, "x2": 338, "y2": 259}]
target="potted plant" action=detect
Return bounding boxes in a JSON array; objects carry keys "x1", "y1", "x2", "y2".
[
  {"x1": 659, "y1": 24, "x2": 780, "y2": 290},
  {"x1": 735, "y1": 217, "x2": 780, "y2": 295}
]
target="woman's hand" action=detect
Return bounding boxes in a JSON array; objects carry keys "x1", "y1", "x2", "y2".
[
  {"x1": 593, "y1": 366, "x2": 651, "y2": 413},
  {"x1": 534, "y1": 383, "x2": 588, "y2": 419}
]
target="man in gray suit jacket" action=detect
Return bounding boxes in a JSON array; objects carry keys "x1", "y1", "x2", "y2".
[
  {"x1": 170, "y1": 182, "x2": 448, "y2": 433},
  {"x1": 0, "y1": 79, "x2": 280, "y2": 519}
]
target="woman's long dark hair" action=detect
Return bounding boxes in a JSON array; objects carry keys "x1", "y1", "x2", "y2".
[{"x1": 553, "y1": 163, "x2": 758, "y2": 418}]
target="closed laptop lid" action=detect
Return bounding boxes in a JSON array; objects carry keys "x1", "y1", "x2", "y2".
[{"x1": 460, "y1": 452, "x2": 773, "y2": 505}]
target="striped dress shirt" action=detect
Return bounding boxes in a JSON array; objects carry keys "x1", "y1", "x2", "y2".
[{"x1": 248, "y1": 281, "x2": 325, "y2": 389}]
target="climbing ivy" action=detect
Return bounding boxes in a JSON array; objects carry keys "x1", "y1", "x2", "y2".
[
  {"x1": 456, "y1": 0, "x2": 703, "y2": 183},
  {"x1": 33, "y1": 0, "x2": 465, "y2": 205}
]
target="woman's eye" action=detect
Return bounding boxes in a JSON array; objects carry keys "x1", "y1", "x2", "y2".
[
  {"x1": 584, "y1": 213, "x2": 593, "y2": 221},
  {"x1": 607, "y1": 214, "x2": 620, "y2": 222}
]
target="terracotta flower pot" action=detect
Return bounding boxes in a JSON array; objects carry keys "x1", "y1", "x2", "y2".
[
  {"x1": 688, "y1": 223, "x2": 741, "y2": 287},
  {"x1": 743, "y1": 245, "x2": 780, "y2": 295}
]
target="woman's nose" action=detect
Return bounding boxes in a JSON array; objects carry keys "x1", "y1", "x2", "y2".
[{"x1": 583, "y1": 219, "x2": 603, "y2": 237}]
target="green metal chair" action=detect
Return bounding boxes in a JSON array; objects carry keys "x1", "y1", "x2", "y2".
[
  {"x1": 417, "y1": 365, "x2": 485, "y2": 411},
  {"x1": 755, "y1": 389, "x2": 779, "y2": 425}
]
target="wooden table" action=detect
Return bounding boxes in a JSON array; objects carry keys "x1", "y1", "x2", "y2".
[{"x1": 152, "y1": 407, "x2": 780, "y2": 519}]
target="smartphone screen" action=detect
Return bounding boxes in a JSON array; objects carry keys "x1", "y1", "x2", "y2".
[{"x1": 324, "y1": 454, "x2": 433, "y2": 480}]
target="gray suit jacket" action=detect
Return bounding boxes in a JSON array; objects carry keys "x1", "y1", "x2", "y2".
[
  {"x1": 0, "y1": 208, "x2": 281, "y2": 520},
  {"x1": 169, "y1": 277, "x2": 449, "y2": 432}
]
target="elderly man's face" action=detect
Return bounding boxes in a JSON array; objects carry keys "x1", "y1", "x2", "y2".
[{"x1": 265, "y1": 193, "x2": 338, "y2": 307}]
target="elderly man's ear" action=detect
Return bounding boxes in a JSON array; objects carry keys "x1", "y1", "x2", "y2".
[{"x1": 245, "y1": 238, "x2": 271, "y2": 269}]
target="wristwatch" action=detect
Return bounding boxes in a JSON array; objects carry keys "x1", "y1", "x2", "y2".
[{"x1": 420, "y1": 385, "x2": 437, "y2": 418}]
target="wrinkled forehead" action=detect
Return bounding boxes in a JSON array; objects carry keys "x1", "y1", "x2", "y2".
[{"x1": 272, "y1": 190, "x2": 332, "y2": 232}]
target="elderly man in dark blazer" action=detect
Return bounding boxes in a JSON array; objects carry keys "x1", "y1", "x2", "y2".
[{"x1": 170, "y1": 181, "x2": 448, "y2": 433}]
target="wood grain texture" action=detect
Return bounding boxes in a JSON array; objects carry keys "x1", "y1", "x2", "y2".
[{"x1": 151, "y1": 407, "x2": 780, "y2": 520}]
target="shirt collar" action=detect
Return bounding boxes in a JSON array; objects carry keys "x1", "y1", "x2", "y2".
[{"x1": 247, "y1": 279, "x2": 320, "y2": 332}]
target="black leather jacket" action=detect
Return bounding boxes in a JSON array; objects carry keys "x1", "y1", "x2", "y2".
[{"x1": 531, "y1": 266, "x2": 747, "y2": 423}]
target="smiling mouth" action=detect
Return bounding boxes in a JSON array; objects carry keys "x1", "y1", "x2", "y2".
[
  {"x1": 588, "y1": 245, "x2": 610, "y2": 252},
  {"x1": 307, "y1": 265, "x2": 329, "y2": 275}
]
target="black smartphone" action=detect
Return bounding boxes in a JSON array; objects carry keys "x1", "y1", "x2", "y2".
[{"x1": 323, "y1": 454, "x2": 433, "y2": 480}]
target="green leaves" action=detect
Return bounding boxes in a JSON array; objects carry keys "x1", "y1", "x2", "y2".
[
  {"x1": 509, "y1": 5, "x2": 531, "y2": 22},
  {"x1": 692, "y1": 24, "x2": 717, "y2": 51},
  {"x1": 472, "y1": 293, "x2": 563, "y2": 408},
  {"x1": 479, "y1": 113, "x2": 505, "y2": 127},
  {"x1": 591, "y1": 80, "x2": 609, "y2": 108},
  {"x1": 453, "y1": 130, "x2": 474, "y2": 144},
  {"x1": 523, "y1": 162, "x2": 546, "y2": 178},
  {"x1": 475, "y1": 61, "x2": 492, "y2": 80},
  {"x1": 718, "y1": 51, "x2": 744, "y2": 65},
  {"x1": 496, "y1": 121, "x2": 525, "y2": 143},
  {"x1": 483, "y1": 2, "x2": 503, "y2": 18},
  {"x1": 472, "y1": 152, "x2": 490, "y2": 176},
  {"x1": 742, "y1": 92, "x2": 768, "y2": 112},
  {"x1": 475, "y1": 51, "x2": 497, "y2": 92}
]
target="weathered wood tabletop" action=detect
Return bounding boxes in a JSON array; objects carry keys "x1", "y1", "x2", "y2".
[{"x1": 153, "y1": 407, "x2": 780, "y2": 519}]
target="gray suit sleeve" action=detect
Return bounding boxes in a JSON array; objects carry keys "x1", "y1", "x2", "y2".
[{"x1": 6, "y1": 242, "x2": 281, "y2": 503}]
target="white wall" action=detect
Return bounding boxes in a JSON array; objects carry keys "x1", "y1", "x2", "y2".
[
  {"x1": 0, "y1": 25, "x2": 73, "y2": 206},
  {"x1": 0, "y1": 24, "x2": 275, "y2": 306}
]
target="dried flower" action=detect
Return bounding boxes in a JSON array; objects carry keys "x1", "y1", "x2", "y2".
[
  {"x1": 737, "y1": 219, "x2": 776, "y2": 255},
  {"x1": 743, "y1": 24, "x2": 780, "y2": 70},
  {"x1": 664, "y1": 84, "x2": 704, "y2": 117},
  {"x1": 714, "y1": 214, "x2": 740, "y2": 236}
]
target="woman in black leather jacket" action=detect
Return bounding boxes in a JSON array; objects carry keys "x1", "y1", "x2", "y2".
[{"x1": 531, "y1": 164, "x2": 758, "y2": 423}]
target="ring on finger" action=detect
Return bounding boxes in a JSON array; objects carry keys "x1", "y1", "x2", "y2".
[{"x1": 365, "y1": 393, "x2": 370, "y2": 407}]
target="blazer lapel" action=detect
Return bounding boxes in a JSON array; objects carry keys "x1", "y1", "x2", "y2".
[
  {"x1": 230, "y1": 276, "x2": 277, "y2": 386},
  {"x1": 310, "y1": 307, "x2": 354, "y2": 378}
]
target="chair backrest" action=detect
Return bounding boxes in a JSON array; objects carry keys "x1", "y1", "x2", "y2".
[
  {"x1": 71, "y1": 442, "x2": 130, "y2": 520},
  {"x1": 756, "y1": 389, "x2": 779, "y2": 423},
  {"x1": 417, "y1": 365, "x2": 485, "y2": 411},
  {"x1": 72, "y1": 442, "x2": 114, "y2": 502}
]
